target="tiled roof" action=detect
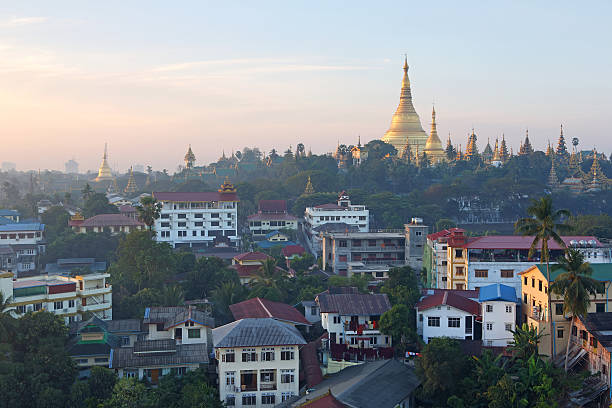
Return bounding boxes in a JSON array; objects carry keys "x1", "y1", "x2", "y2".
[
  {"x1": 229, "y1": 264, "x2": 261, "y2": 278},
  {"x1": 529, "y1": 263, "x2": 612, "y2": 283},
  {"x1": 299, "y1": 392, "x2": 346, "y2": 407},
  {"x1": 80, "y1": 214, "x2": 144, "y2": 227},
  {"x1": 0, "y1": 223, "x2": 44, "y2": 232},
  {"x1": 463, "y1": 235, "x2": 602, "y2": 250},
  {"x1": 478, "y1": 284, "x2": 518, "y2": 303},
  {"x1": 111, "y1": 342, "x2": 208, "y2": 368},
  {"x1": 421, "y1": 288, "x2": 479, "y2": 299},
  {"x1": 316, "y1": 293, "x2": 391, "y2": 316},
  {"x1": 229, "y1": 297, "x2": 311, "y2": 325},
  {"x1": 233, "y1": 251, "x2": 271, "y2": 262},
  {"x1": 153, "y1": 191, "x2": 239, "y2": 202},
  {"x1": 259, "y1": 200, "x2": 287, "y2": 213},
  {"x1": 282, "y1": 244, "x2": 306, "y2": 258},
  {"x1": 247, "y1": 213, "x2": 299, "y2": 221},
  {"x1": 143, "y1": 306, "x2": 214, "y2": 328},
  {"x1": 118, "y1": 205, "x2": 137, "y2": 213},
  {"x1": 213, "y1": 318, "x2": 306, "y2": 348},
  {"x1": 427, "y1": 228, "x2": 464, "y2": 241},
  {"x1": 416, "y1": 291, "x2": 480, "y2": 315}
]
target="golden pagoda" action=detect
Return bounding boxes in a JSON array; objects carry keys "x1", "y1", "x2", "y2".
[
  {"x1": 184, "y1": 145, "x2": 196, "y2": 169},
  {"x1": 499, "y1": 135, "x2": 509, "y2": 162},
  {"x1": 95, "y1": 143, "x2": 114, "y2": 182},
  {"x1": 381, "y1": 57, "x2": 428, "y2": 154},
  {"x1": 547, "y1": 159, "x2": 560, "y2": 191},
  {"x1": 585, "y1": 149, "x2": 609, "y2": 192},
  {"x1": 304, "y1": 176, "x2": 315, "y2": 195},
  {"x1": 464, "y1": 130, "x2": 479, "y2": 160},
  {"x1": 424, "y1": 106, "x2": 446, "y2": 164},
  {"x1": 124, "y1": 167, "x2": 138, "y2": 194},
  {"x1": 218, "y1": 177, "x2": 236, "y2": 193},
  {"x1": 491, "y1": 138, "x2": 502, "y2": 167},
  {"x1": 546, "y1": 140, "x2": 554, "y2": 156}
]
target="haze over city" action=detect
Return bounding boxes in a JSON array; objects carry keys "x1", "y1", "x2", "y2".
[{"x1": 1, "y1": 1, "x2": 611, "y2": 171}]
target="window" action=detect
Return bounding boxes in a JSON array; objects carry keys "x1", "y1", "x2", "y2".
[
  {"x1": 281, "y1": 369, "x2": 295, "y2": 383},
  {"x1": 211, "y1": 213, "x2": 219, "y2": 218},
  {"x1": 242, "y1": 348, "x2": 257, "y2": 362},
  {"x1": 555, "y1": 303, "x2": 564, "y2": 315},
  {"x1": 54, "y1": 301, "x2": 63, "y2": 310},
  {"x1": 339, "y1": 255, "x2": 347, "y2": 262},
  {"x1": 66, "y1": 299, "x2": 74, "y2": 308},
  {"x1": 596, "y1": 303, "x2": 605, "y2": 313},
  {"x1": 160, "y1": 231, "x2": 170, "y2": 238},
  {"x1": 448, "y1": 317, "x2": 461, "y2": 328},
  {"x1": 225, "y1": 395, "x2": 236, "y2": 406},
  {"x1": 188, "y1": 328, "x2": 201, "y2": 338},
  {"x1": 338, "y1": 240, "x2": 347, "y2": 247},
  {"x1": 538, "y1": 280, "x2": 543, "y2": 291},
  {"x1": 161, "y1": 222, "x2": 170, "y2": 227},
  {"x1": 156, "y1": 323, "x2": 165, "y2": 331},
  {"x1": 211, "y1": 221, "x2": 220, "y2": 227},
  {"x1": 501, "y1": 269, "x2": 514, "y2": 278},
  {"x1": 531, "y1": 278, "x2": 535, "y2": 288},
  {"x1": 333, "y1": 316, "x2": 340, "y2": 324},
  {"x1": 281, "y1": 393, "x2": 295, "y2": 402},
  {"x1": 505, "y1": 305, "x2": 513, "y2": 313},
  {"x1": 225, "y1": 371, "x2": 235, "y2": 385},
  {"x1": 310, "y1": 306, "x2": 317, "y2": 315},
  {"x1": 455, "y1": 249, "x2": 463, "y2": 258},
  {"x1": 192, "y1": 231, "x2": 197, "y2": 236},
  {"x1": 523, "y1": 294, "x2": 528, "y2": 304},
  {"x1": 281, "y1": 347, "x2": 295, "y2": 360},
  {"x1": 94, "y1": 357, "x2": 108, "y2": 363},
  {"x1": 524, "y1": 276, "x2": 528, "y2": 285},
  {"x1": 419, "y1": 314, "x2": 423, "y2": 322},
  {"x1": 178, "y1": 222, "x2": 186, "y2": 227},
  {"x1": 33, "y1": 303, "x2": 42, "y2": 311},
  {"x1": 455, "y1": 267, "x2": 464, "y2": 276},
  {"x1": 178, "y1": 231, "x2": 187, "y2": 237},
  {"x1": 486, "y1": 323, "x2": 493, "y2": 331},
  {"x1": 222, "y1": 350, "x2": 235, "y2": 363},
  {"x1": 475, "y1": 269, "x2": 488, "y2": 278},
  {"x1": 194, "y1": 213, "x2": 203, "y2": 218},
  {"x1": 428, "y1": 317, "x2": 440, "y2": 327},
  {"x1": 161, "y1": 213, "x2": 169, "y2": 219},
  {"x1": 262, "y1": 394, "x2": 276, "y2": 405},
  {"x1": 121, "y1": 336, "x2": 130, "y2": 346},
  {"x1": 505, "y1": 323, "x2": 512, "y2": 331},
  {"x1": 486, "y1": 305, "x2": 493, "y2": 313},
  {"x1": 177, "y1": 213, "x2": 186, "y2": 219},
  {"x1": 456, "y1": 284, "x2": 465, "y2": 290},
  {"x1": 16, "y1": 305, "x2": 26, "y2": 314},
  {"x1": 370, "y1": 336, "x2": 378, "y2": 344},
  {"x1": 261, "y1": 348, "x2": 275, "y2": 361},
  {"x1": 242, "y1": 394, "x2": 256, "y2": 406},
  {"x1": 557, "y1": 328, "x2": 564, "y2": 339}
]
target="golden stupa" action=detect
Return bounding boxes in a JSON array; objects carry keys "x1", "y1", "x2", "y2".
[
  {"x1": 424, "y1": 106, "x2": 446, "y2": 163},
  {"x1": 95, "y1": 143, "x2": 114, "y2": 182},
  {"x1": 381, "y1": 57, "x2": 428, "y2": 156}
]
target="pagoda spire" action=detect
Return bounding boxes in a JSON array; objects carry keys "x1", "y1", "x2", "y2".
[
  {"x1": 519, "y1": 129, "x2": 534, "y2": 155},
  {"x1": 499, "y1": 134, "x2": 509, "y2": 162},
  {"x1": 124, "y1": 167, "x2": 138, "y2": 194},
  {"x1": 556, "y1": 124, "x2": 568, "y2": 156},
  {"x1": 95, "y1": 143, "x2": 114, "y2": 182},
  {"x1": 304, "y1": 176, "x2": 315, "y2": 195},
  {"x1": 547, "y1": 159, "x2": 560, "y2": 191},
  {"x1": 424, "y1": 105, "x2": 445, "y2": 163},
  {"x1": 184, "y1": 145, "x2": 196, "y2": 169}
]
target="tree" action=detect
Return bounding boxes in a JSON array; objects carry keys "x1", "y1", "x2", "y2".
[
  {"x1": 515, "y1": 196, "x2": 570, "y2": 357},
  {"x1": 81, "y1": 183, "x2": 94, "y2": 201},
  {"x1": 87, "y1": 366, "x2": 117, "y2": 402},
  {"x1": 137, "y1": 196, "x2": 161, "y2": 230},
  {"x1": 379, "y1": 304, "x2": 415, "y2": 351},
  {"x1": 40, "y1": 206, "x2": 71, "y2": 241},
  {"x1": 0, "y1": 292, "x2": 14, "y2": 344},
  {"x1": 508, "y1": 323, "x2": 544, "y2": 361},
  {"x1": 104, "y1": 378, "x2": 152, "y2": 408},
  {"x1": 83, "y1": 193, "x2": 118, "y2": 218},
  {"x1": 550, "y1": 249, "x2": 602, "y2": 371}
]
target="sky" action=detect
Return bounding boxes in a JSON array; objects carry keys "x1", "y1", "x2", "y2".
[{"x1": 0, "y1": 1, "x2": 611, "y2": 173}]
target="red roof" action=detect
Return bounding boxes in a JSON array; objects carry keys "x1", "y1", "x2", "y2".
[
  {"x1": 301, "y1": 339, "x2": 324, "y2": 387},
  {"x1": 233, "y1": 252, "x2": 271, "y2": 262},
  {"x1": 230, "y1": 264, "x2": 261, "y2": 278},
  {"x1": 247, "y1": 213, "x2": 299, "y2": 221},
  {"x1": 229, "y1": 297, "x2": 311, "y2": 325},
  {"x1": 153, "y1": 191, "x2": 239, "y2": 202},
  {"x1": 282, "y1": 245, "x2": 306, "y2": 258},
  {"x1": 427, "y1": 228, "x2": 464, "y2": 241},
  {"x1": 79, "y1": 214, "x2": 145, "y2": 227},
  {"x1": 259, "y1": 200, "x2": 287, "y2": 213},
  {"x1": 416, "y1": 291, "x2": 480, "y2": 316},
  {"x1": 463, "y1": 235, "x2": 602, "y2": 250},
  {"x1": 300, "y1": 392, "x2": 346, "y2": 408},
  {"x1": 118, "y1": 205, "x2": 137, "y2": 213}
]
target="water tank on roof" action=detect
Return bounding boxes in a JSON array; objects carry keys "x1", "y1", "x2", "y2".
[
  {"x1": 579, "y1": 240, "x2": 587, "y2": 247},
  {"x1": 570, "y1": 240, "x2": 578, "y2": 247},
  {"x1": 589, "y1": 240, "x2": 598, "y2": 247}
]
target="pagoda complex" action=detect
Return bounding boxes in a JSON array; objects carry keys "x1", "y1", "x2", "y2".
[
  {"x1": 95, "y1": 143, "x2": 114, "y2": 182},
  {"x1": 382, "y1": 57, "x2": 428, "y2": 157}
]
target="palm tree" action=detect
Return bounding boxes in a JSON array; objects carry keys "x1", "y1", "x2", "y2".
[
  {"x1": 249, "y1": 258, "x2": 281, "y2": 289},
  {"x1": 137, "y1": 196, "x2": 161, "y2": 230},
  {"x1": 515, "y1": 196, "x2": 570, "y2": 357},
  {"x1": 550, "y1": 249, "x2": 602, "y2": 371}
]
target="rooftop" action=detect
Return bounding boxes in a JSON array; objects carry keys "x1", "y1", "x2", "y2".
[
  {"x1": 213, "y1": 318, "x2": 306, "y2": 348},
  {"x1": 143, "y1": 306, "x2": 214, "y2": 329},
  {"x1": 579, "y1": 313, "x2": 612, "y2": 352},
  {"x1": 282, "y1": 244, "x2": 306, "y2": 258},
  {"x1": 462, "y1": 235, "x2": 602, "y2": 250},
  {"x1": 233, "y1": 251, "x2": 271, "y2": 262},
  {"x1": 259, "y1": 200, "x2": 287, "y2": 213},
  {"x1": 229, "y1": 297, "x2": 311, "y2": 325},
  {"x1": 316, "y1": 292, "x2": 391, "y2": 316},
  {"x1": 416, "y1": 290, "x2": 481, "y2": 315},
  {"x1": 427, "y1": 227, "x2": 464, "y2": 241},
  {"x1": 247, "y1": 213, "x2": 299, "y2": 221},
  {"x1": 0, "y1": 209, "x2": 19, "y2": 217},
  {"x1": 111, "y1": 342, "x2": 208, "y2": 368},
  {"x1": 478, "y1": 284, "x2": 519, "y2": 303},
  {"x1": 77, "y1": 214, "x2": 145, "y2": 227},
  {"x1": 153, "y1": 191, "x2": 239, "y2": 202},
  {"x1": 0, "y1": 223, "x2": 44, "y2": 232},
  {"x1": 525, "y1": 263, "x2": 612, "y2": 283}
]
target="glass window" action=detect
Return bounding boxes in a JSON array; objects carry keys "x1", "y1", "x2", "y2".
[
  {"x1": 428, "y1": 316, "x2": 440, "y2": 327},
  {"x1": 188, "y1": 329, "x2": 201, "y2": 338},
  {"x1": 501, "y1": 270, "x2": 514, "y2": 278},
  {"x1": 486, "y1": 323, "x2": 493, "y2": 330},
  {"x1": 596, "y1": 303, "x2": 606, "y2": 313},
  {"x1": 505, "y1": 305, "x2": 512, "y2": 313},
  {"x1": 448, "y1": 317, "x2": 460, "y2": 328},
  {"x1": 486, "y1": 305, "x2": 493, "y2": 313},
  {"x1": 555, "y1": 303, "x2": 564, "y2": 315},
  {"x1": 475, "y1": 269, "x2": 488, "y2": 278}
]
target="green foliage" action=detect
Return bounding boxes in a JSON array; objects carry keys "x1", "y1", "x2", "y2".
[
  {"x1": 508, "y1": 323, "x2": 544, "y2": 360},
  {"x1": 288, "y1": 253, "x2": 315, "y2": 273},
  {"x1": 40, "y1": 206, "x2": 71, "y2": 241},
  {"x1": 568, "y1": 214, "x2": 612, "y2": 239},
  {"x1": 83, "y1": 193, "x2": 118, "y2": 218},
  {"x1": 42, "y1": 231, "x2": 120, "y2": 265},
  {"x1": 379, "y1": 304, "x2": 415, "y2": 350},
  {"x1": 137, "y1": 196, "x2": 161, "y2": 229}
]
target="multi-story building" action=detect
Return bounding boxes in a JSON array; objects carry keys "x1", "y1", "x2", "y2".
[
  {"x1": 111, "y1": 306, "x2": 214, "y2": 383},
  {"x1": 304, "y1": 192, "x2": 369, "y2": 255},
  {"x1": 248, "y1": 200, "x2": 298, "y2": 239},
  {"x1": 0, "y1": 222, "x2": 46, "y2": 275},
  {"x1": 423, "y1": 228, "x2": 463, "y2": 289},
  {"x1": 317, "y1": 290, "x2": 392, "y2": 349},
  {"x1": 69, "y1": 213, "x2": 145, "y2": 234},
  {"x1": 520, "y1": 263, "x2": 612, "y2": 359},
  {"x1": 404, "y1": 218, "x2": 428, "y2": 270},
  {"x1": 445, "y1": 230, "x2": 610, "y2": 292},
  {"x1": 416, "y1": 289, "x2": 481, "y2": 344},
  {"x1": 229, "y1": 297, "x2": 311, "y2": 327},
  {"x1": 321, "y1": 231, "x2": 405, "y2": 276},
  {"x1": 153, "y1": 179, "x2": 239, "y2": 248},
  {"x1": 213, "y1": 318, "x2": 306, "y2": 407},
  {"x1": 0, "y1": 209, "x2": 20, "y2": 223},
  {"x1": 479, "y1": 284, "x2": 519, "y2": 347}
]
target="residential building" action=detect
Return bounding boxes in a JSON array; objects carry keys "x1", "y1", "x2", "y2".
[
  {"x1": 286, "y1": 359, "x2": 420, "y2": 408},
  {"x1": 321, "y1": 230, "x2": 405, "y2": 276},
  {"x1": 281, "y1": 244, "x2": 307, "y2": 269},
  {"x1": 248, "y1": 200, "x2": 298, "y2": 238},
  {"x1": 304, "y1": 192, "x2": 369, "y2": 255},
  {"x1": 213, "y1": 318, "x2": 306, "y2": 407},
  {"x1": 520, "y1": 263, "x2": 612, "y2": 358},
  {"x1": 229, "y1": 297, "x2": 311, "y2": 327},
  {"x1": 479, "y1": 284, "x2": 519, "y2": 347},
  {"x1": 153, "y1": 179, "x2": 239, "y2": 248},
  {"x1": 301, "y1": 300, "x2": 320, "y2": 324},
  {"x1": 0, "y1": 209, "x2": 20, "y2": 223},
  {"x1": 230, "y1": 252, "x2": 285, "y2": 285},
  {"x1": 416, "y1": 290, "x2": 481, "y2": 344},
  {"x1": 69, "y1": 213, "x2": 145, "y2": 234},
  {"x1": 254, "y1": 230, "x2": 297, "y2": 250},
  {"x1": 111, "y1": 306, "x2": 214, "y2": 383},
  {"x1": 423, "y1": 228, "x2": 463, "y2": 289},
  {"x1": 0, "y1": 222, "x2": 46, "y2": 274},
  {"x1": 317, "y1": 291, "x2": 392, "y2": 350},
  {"x1": 118, "y1": 204, "x2": 139, "y2": 220},
  {"x1": 445, "y1": 230, "x2": 610, "y2": 292},
  {"x1": 404, "y1": 217, "x2": 428, "y2": 270}
]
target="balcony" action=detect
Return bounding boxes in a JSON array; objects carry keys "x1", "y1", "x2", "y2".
[
  {"x1": 260, "y1": 382, "x2": 277, "y2": 391},
  {"x1": 79, "y1": 301, "x2": 111, "y2": 312},
  {"x1": 344, "y1": 321, "x2": 380, "y2": 335},
  {"x1": 80, "y1": 285, "x2": 112, "y2": 296}
]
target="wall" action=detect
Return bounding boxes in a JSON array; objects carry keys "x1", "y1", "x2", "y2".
[
  {"x1": 481, "y1": 300, "x2": 516, "y2": 347},
  {"x1": 417, "y1": 306, "x2": 473, "y2": 343}
]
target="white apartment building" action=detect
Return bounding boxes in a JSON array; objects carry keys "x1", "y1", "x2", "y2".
[
  {"x1": 153, "y1": 180, "x2": 239, "y2": 249},
  {"x1": 304, "y1": 192, "x2": 369, "y2": 255},
  {"x1": 0, "y1": 222, "x2": 46, "y2": 274},
  {"x1": 416, "y1": 290, "x2": 481, "y2": 344},
  {"x1": 479, "y1": 284, "x2": 519, "y2": 347},
  {"x1": 213, "y1": 318, "x2": 306, "y2": 407}
]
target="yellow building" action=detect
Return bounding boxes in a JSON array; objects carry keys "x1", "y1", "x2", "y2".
[{"x1": 520, "y1": 264, "x2": 612, "y2": 358}]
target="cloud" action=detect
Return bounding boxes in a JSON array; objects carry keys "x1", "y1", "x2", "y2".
[{"x1": 0, "y1": 16, "x2": 47, "y2": 28}]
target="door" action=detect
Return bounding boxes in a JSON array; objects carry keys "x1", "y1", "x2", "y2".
[
  {"x1": 174, "y1": 328, "x2": 182, "y2": 340},
  {"x1": 151, "y1": 369, "x2": 159, "y2": 384}
]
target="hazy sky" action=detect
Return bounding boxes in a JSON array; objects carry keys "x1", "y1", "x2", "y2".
[{"x1": 1, "y1": 1, "x2": 611, "y2": 172}]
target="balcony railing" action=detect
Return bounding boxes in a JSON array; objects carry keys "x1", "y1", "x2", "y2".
[
  {"x1": 260, "y1": 383, "x2": 276, "y2": 391},
  {"x1": 240, "y1": 384, "x2": 257, "y2": 392}
]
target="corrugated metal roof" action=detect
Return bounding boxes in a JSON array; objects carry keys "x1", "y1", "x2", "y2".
[
  {"x1": 213, "y1": 318, "x2": 306, "y2": 348},
  {"x1": 316, "y1": 293, "x2": 391, "y2": 316},
  {"x1": 0, "y1": 223, "x2": 44, "y2": 232},
  {"x1": 534, "y1": 263, "x2": 612, "y2": 282},
  {"x1": 464, "y1": 235, "x2": 602, "y2": 250},
  {"x1": 478, "y1": 284, "x2": 518, "y2": 303},
  {"x1": 229, "y1": 298, "x2": 311, "y2": 326},
  {"x1": 111, "y1": 342, "x2": 208, "y2": 368},
  {"x1": 153, "y1": 191, "x2": 239, "y2": 202},
  {"x1": 416, "y1": 291, "x2": 480, "y2": 315}
]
